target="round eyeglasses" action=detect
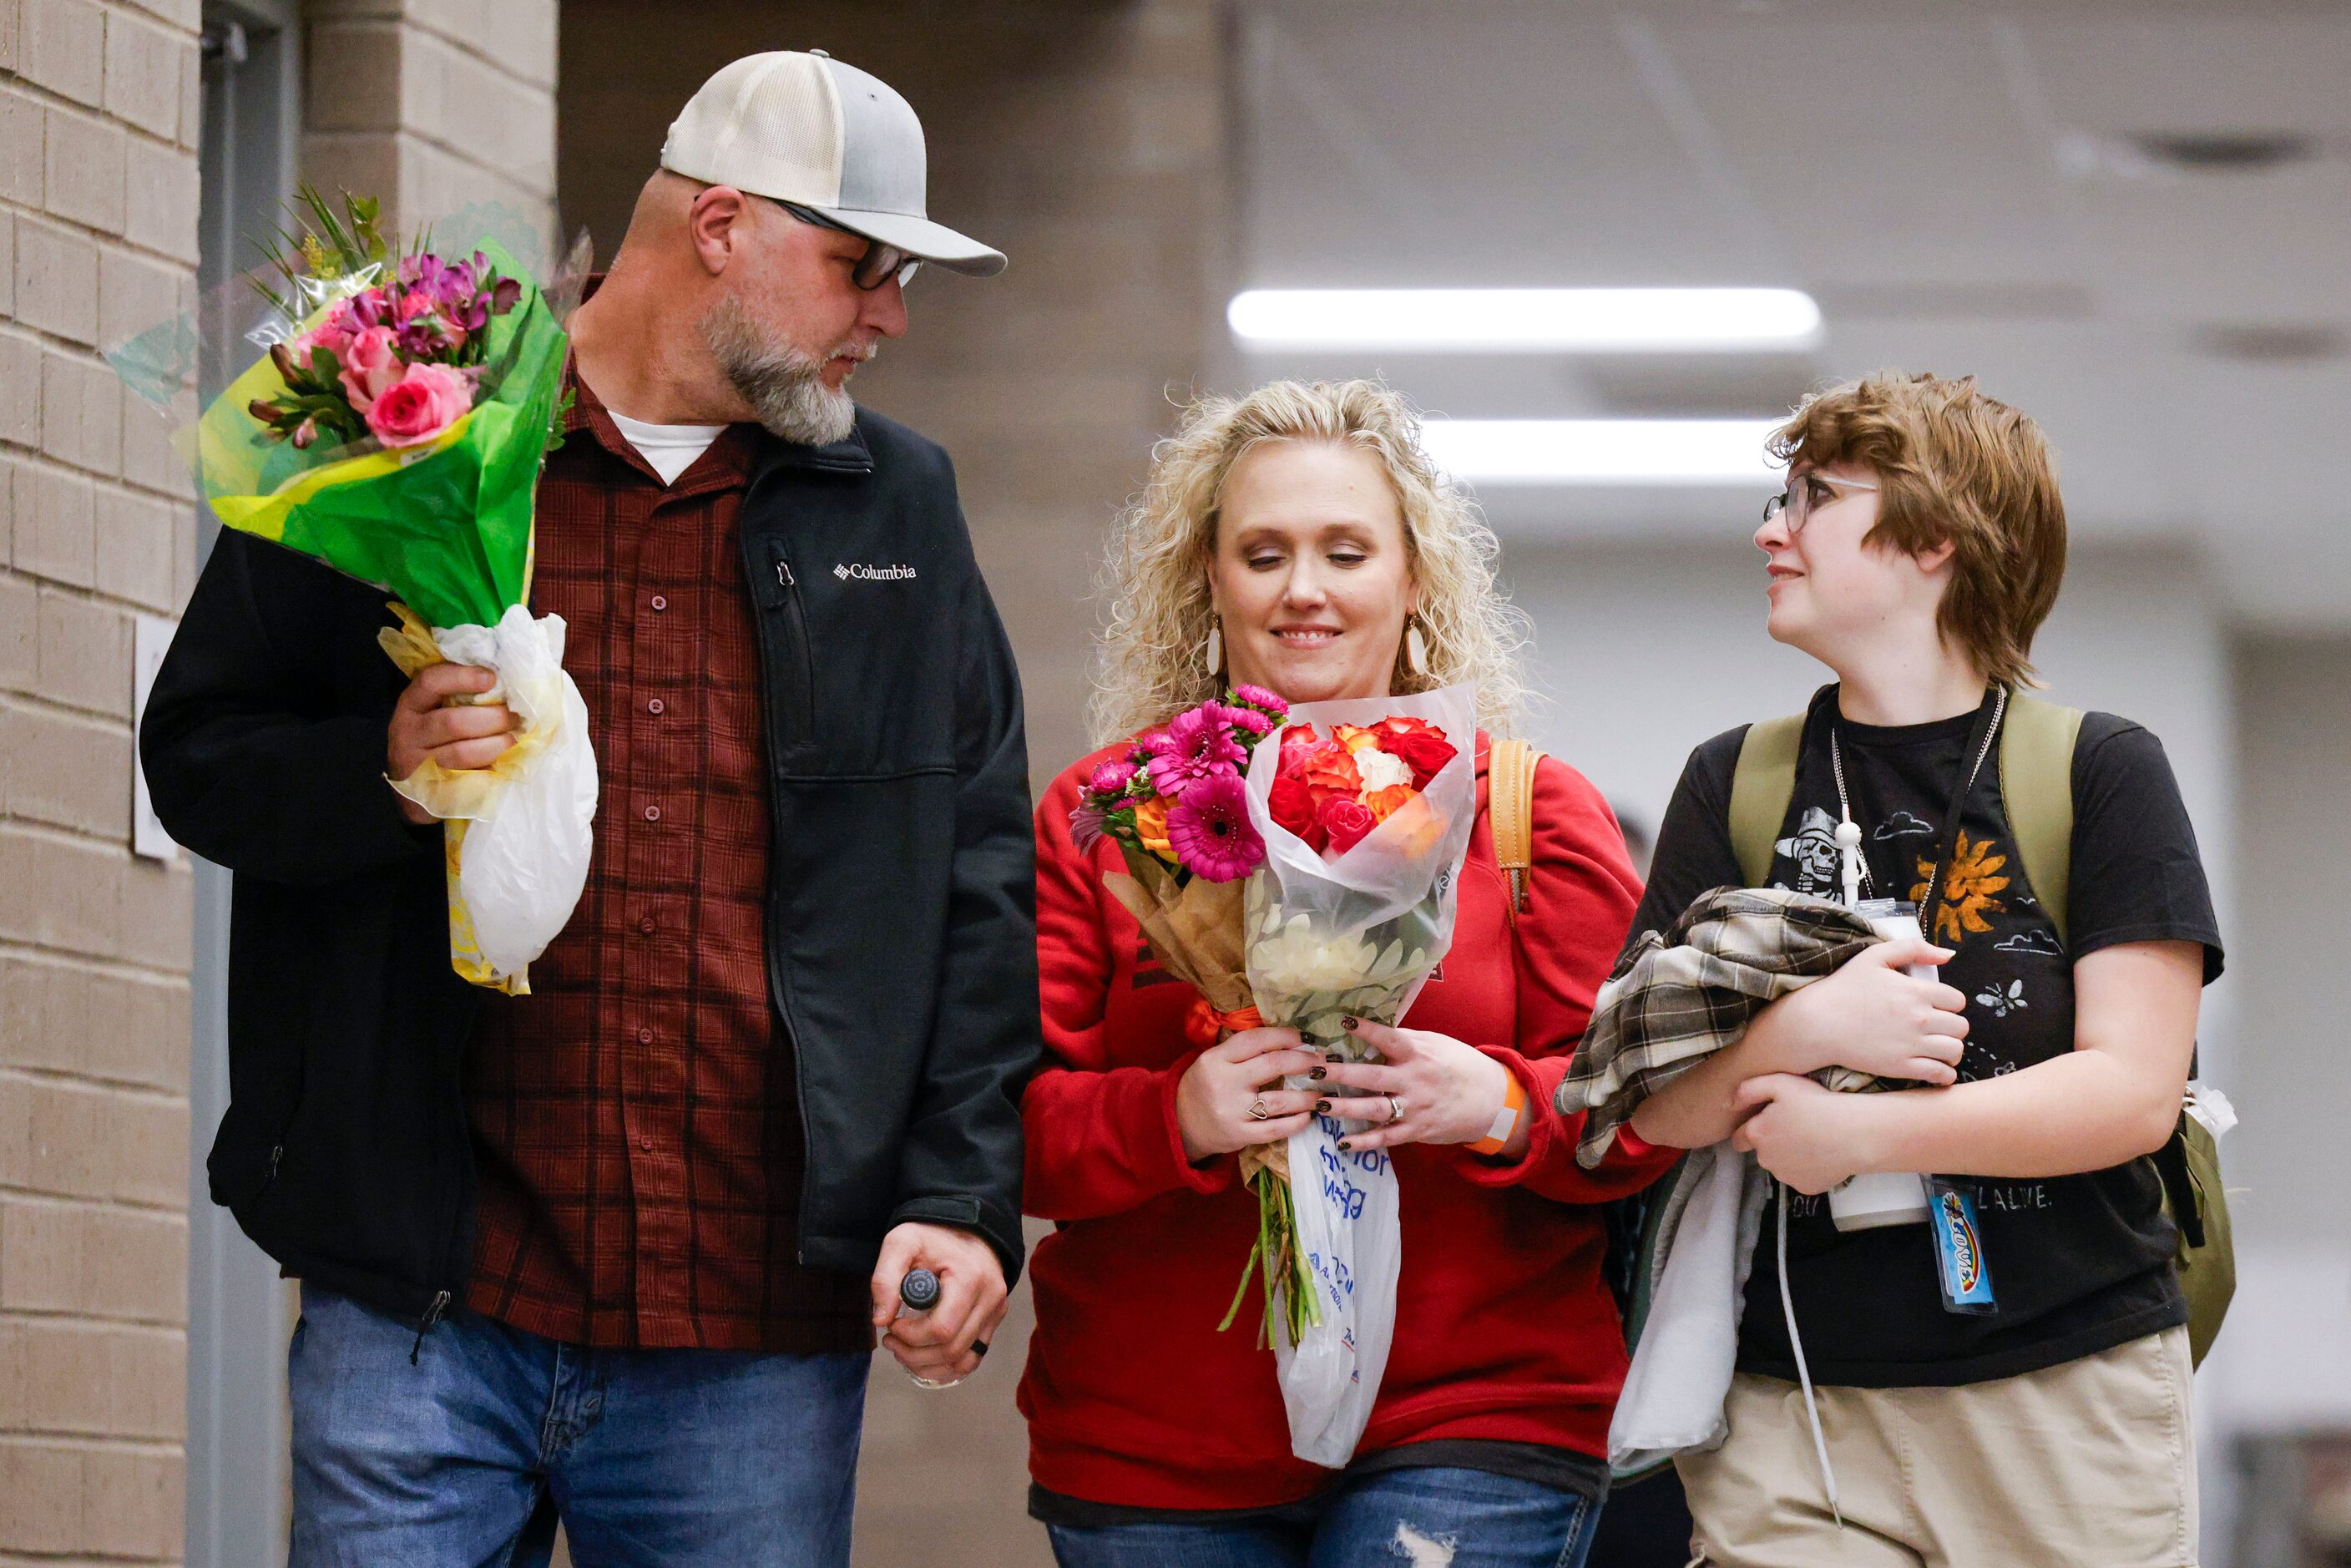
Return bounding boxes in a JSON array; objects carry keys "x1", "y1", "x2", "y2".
[
  {"x1": 1762, "y1": 471, "x2": 1880, "y2": 534},
  {"x1": 769, "y1": 199, "x2": 922, "y2": 291}
]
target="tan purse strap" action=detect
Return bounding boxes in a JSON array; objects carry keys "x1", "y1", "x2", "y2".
[{"x1": 1489, "y1": 737, "x2": 1545, "y2": 925}]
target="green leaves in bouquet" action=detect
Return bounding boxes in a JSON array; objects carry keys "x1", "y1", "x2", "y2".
[
  {"x1": 544, "y1": 382, "x2": 576, "y2": 458},
  {"x1": 245, "y1": 339, "x2": 367, "y2": 449},
  {"x1": 250, "y1": 185, "x2": 414, "y2": 321}
]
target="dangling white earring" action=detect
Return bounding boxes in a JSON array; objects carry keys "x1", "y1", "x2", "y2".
[
  {"x1": 1203, "y1": 622, "x2": 1224, "y2": 680},
  {"x1": 1404, "y1": 617, "x2": 1428, "y2": 676}
]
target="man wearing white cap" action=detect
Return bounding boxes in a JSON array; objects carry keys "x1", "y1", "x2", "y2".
[{"x1": 158, "y1": 50, "x2": 1038, "y2": 1565}]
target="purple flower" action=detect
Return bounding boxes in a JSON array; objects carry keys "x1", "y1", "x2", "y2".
[
  {"x1": 1144, "y1": 704, "x2": 1248, "y2": 798},
  {"x1": 1165, "y1": 772, "x2": 1264, "y2": 883},
  {"x1": 1069, "y1": 801, "x2": 1109, "y2": 854},
  {"x1": 1231, "y1": 684, "x2": 1289, "y2": 719},
  {"x1": 1087, "y1": 758, "x2": 1138, "y2": 797},
  {"x1": 395, "y1": 311, "x2": 461, "y2": 357},
  {"x1": 1226, "y1": 706, "x2": 1273, "y2": 736}
]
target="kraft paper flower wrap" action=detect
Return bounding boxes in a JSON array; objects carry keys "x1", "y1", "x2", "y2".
[{"x1": 110, "y1": 190, "x2": 595, "y2": 994}]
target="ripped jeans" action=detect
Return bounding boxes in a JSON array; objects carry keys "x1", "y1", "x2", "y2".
[{"x1": 1044, "y1": 1467, "x2": 1601, "y2": 1568}]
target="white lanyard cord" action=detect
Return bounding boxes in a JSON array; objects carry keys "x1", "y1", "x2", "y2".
[
  {"x1": 1777, "y1": 1181, "x2": 1843, "y2": 1525},
  {"x1": 1789, "y1": 686, "x2": 2009, "y2": 1529},
  {"x1": 1827, "y1": 685, "x2": 2008, "y2": 921}
]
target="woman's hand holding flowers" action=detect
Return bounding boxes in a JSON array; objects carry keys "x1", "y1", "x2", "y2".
[
  {"x1": 1176, "y1": 1028, "x2": 1325, "y2": 1163},
  {"x1": 1316, "y1": 1018, "x2": 1530, "y2": 1159}
]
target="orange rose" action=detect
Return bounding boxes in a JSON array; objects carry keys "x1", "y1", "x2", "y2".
[
  {"x1": 1378, "y1": 792, "x2": 1445, "y2": 857},
  {"x1": 1334, "y1": 723, "x2": 1383, "y2": 755},
  {"x1": 1131, "y1": 796, "x2": 1176, "y2": 862},
  {"x1": 1300, "y1": 744, "x2": 1363, "y2": 802},
  {"x1": 1363, "y1": 783, "x2": 1417, "y2": 823}
]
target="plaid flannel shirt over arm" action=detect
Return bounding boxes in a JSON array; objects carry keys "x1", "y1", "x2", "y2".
[{"x1": 1559, "y1": 887, "x2": 1885, "y2": 1168}]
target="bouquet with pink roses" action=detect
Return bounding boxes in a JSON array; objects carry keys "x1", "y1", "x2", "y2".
[
  {"x1": 117, "y1": 188, "x2": 594, "y2": 995},
  {"x1": 245, "y1": 247, "x2": 523, "y2": 455}
]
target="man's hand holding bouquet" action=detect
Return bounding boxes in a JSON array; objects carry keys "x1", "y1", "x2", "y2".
[{"x1": 114, "y1": 190, "x2": 593, "y2": 993}]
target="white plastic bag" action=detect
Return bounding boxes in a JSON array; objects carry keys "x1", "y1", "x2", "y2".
[
  {"x1": 1274, "y1": 1117, "x2": 1403, "y2": 1467},
  {"x1": 388, "y1": 603, "x2": 598, "y2": 989},
  {"x1": 1242, "y1": 681, "x2": 1479, "y2": 1466}
]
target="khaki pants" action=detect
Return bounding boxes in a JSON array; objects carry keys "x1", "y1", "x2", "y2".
[{"x1": 1677, "y1": 1328, "x2": 2197, "y2": 1568}]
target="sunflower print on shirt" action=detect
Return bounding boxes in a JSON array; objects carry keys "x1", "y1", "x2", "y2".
[{"x1": 1910, "y1": 831, "x2": 2011, "y2": 945}]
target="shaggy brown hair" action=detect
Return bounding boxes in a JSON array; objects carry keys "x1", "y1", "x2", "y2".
[{"x1": 1770, "y1": 372, "x2": 2067, "y2": 688}]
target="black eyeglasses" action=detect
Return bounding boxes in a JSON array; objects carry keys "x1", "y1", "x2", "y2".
[
  {"x1": 767, "y1": 199, "x2": 921, "y2": 291},
  {"x1": 1762, "y1": 470, "x2": 1879, "y2": 534}
]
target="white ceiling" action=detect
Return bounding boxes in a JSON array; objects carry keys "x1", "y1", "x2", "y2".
[{"x1": 1233, "y1": 0, "x2": 2351, "y2": 628}]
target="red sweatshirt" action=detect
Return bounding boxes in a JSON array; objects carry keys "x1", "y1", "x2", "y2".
[{"x1": 1019, "y1": 735, "x2": 1678, "y2": 1509}]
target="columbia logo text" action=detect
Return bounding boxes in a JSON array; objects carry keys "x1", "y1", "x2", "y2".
[{"x1": 833, "y1": 563, "x2": 918, "y2": 581}]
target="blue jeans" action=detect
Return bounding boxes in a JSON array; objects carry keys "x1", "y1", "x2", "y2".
[
  {"x1": 1045, "y1": 1467, "x2": 1603, "y2": 1568},
  {"x1": 288, "y1": 1284, "x2": 867, "y2": 1568}
]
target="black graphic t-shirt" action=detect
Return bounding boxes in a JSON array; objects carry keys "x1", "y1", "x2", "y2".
[{"x1": 1630, "y1": 685, "x2": 2224, "y2": 1387}]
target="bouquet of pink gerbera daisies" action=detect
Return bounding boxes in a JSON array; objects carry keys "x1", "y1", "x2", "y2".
[{"x1": 1071, "y1": 685, "x2": 1291, "y2": 1049}]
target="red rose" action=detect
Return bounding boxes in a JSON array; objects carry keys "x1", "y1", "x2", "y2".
[
  {"x1": 1318, "y1": 795, "x2": 1378, "y2": 857},
  {"x1": 1268, "y1": 776, "x2": 1323, "y2": 849},
  {"x1": 1386, "y1": 730, "x2": 1458, "y2": 788}
]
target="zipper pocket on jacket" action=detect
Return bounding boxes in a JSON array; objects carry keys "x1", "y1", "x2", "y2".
[{"x1": 748, "y1": 537, "x2": 817, "y2": 749}]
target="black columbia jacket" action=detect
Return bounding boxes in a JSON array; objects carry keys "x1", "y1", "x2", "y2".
[{"x1": 141, "y1": 409, "x2": 1040, "y2": 1333}]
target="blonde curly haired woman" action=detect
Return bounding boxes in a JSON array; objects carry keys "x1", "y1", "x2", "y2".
[{"x1": 1019, "y1": 379, "x2": 1676, "y2": 1567}]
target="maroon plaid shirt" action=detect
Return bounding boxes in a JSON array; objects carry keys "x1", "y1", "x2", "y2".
[{"x1": 462, "y1": 365, "x2": 874, "y2": 1352}]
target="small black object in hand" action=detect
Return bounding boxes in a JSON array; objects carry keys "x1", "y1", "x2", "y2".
[{"x1": 899, "y1": 1267, "x2": 942, "y2": 1312}]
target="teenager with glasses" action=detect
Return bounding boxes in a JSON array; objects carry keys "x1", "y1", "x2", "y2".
[{"x1": 1625, "y1": 372, "x2": 2222, "y2": 1566}]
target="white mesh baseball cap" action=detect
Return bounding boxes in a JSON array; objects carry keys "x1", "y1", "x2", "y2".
[{"x1": 660, "y1": 50, "x2": 1005, "y2": 277}]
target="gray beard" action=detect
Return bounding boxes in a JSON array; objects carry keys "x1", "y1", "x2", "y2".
[{"x1": 700, "y1": 294, "x2": 859, "y2": 447}]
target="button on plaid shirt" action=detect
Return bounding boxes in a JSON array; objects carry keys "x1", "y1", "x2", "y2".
[
  {"x1": 462, "y1": 364, "x2": 873, "y2": 1352},
  {"x1": 1559, "y1": 887, "x2": 1884, "y2": 1169}
]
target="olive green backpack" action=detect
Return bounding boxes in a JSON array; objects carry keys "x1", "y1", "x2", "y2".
[{"x1": 1723, "y1": 691, "x2": 2234, "y2": 1365}]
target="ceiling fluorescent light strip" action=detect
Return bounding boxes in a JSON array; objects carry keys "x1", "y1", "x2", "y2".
[
  {"x1": 1227, "y1": 288, "x2": 1823, "y2": 352},
  {"x1": 1420, "y1": 419, "x2": 1782, "y2": 485}
]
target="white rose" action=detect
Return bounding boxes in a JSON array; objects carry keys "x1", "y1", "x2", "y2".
[
  {"x1": 1251, "y1": 913, "x2": 1380, "y2": 994},
  {"x1": 1355, "y1": 747, "x2": 1412, "y2": 792}
]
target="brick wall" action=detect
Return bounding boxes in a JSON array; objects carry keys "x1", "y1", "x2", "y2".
[
  {"x1": 559, "y1": 6, "x2": 1231, "y2": 1563},
  {"x1": 302, "y1": 0, "x2": 556, "y2": 243},
  {"x1": 0, "y1": 0, "x2": 203, "y2": 1561}
]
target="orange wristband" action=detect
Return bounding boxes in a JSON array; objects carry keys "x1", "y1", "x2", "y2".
[{"x1": 1468, "y1": 1067, "x2": 1529, "y2": 1156}]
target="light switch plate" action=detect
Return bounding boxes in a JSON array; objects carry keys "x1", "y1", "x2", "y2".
[{"x1": 132, "y1": 614, "x2": 177, "y2": 862}]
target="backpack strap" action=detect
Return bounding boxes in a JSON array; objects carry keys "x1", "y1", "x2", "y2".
[
  {"x1": 1489, "y1": 737, "x2": 1545, "y2": 926},
  {"x1": 1727, "y1": 714, "x2": 1806, "y2": 888},
  {"x1": 1998, "y1": 691, "x2": 2085, "y2": 948}
]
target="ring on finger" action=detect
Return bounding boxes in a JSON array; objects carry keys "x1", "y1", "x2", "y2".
[
  {"x1": 1247, "y1": 1095, "x2": 1271, "y2": 1122},
  {"x1": 1386, "y1": 1095, "x2": 1404, "y2": 1125}
]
